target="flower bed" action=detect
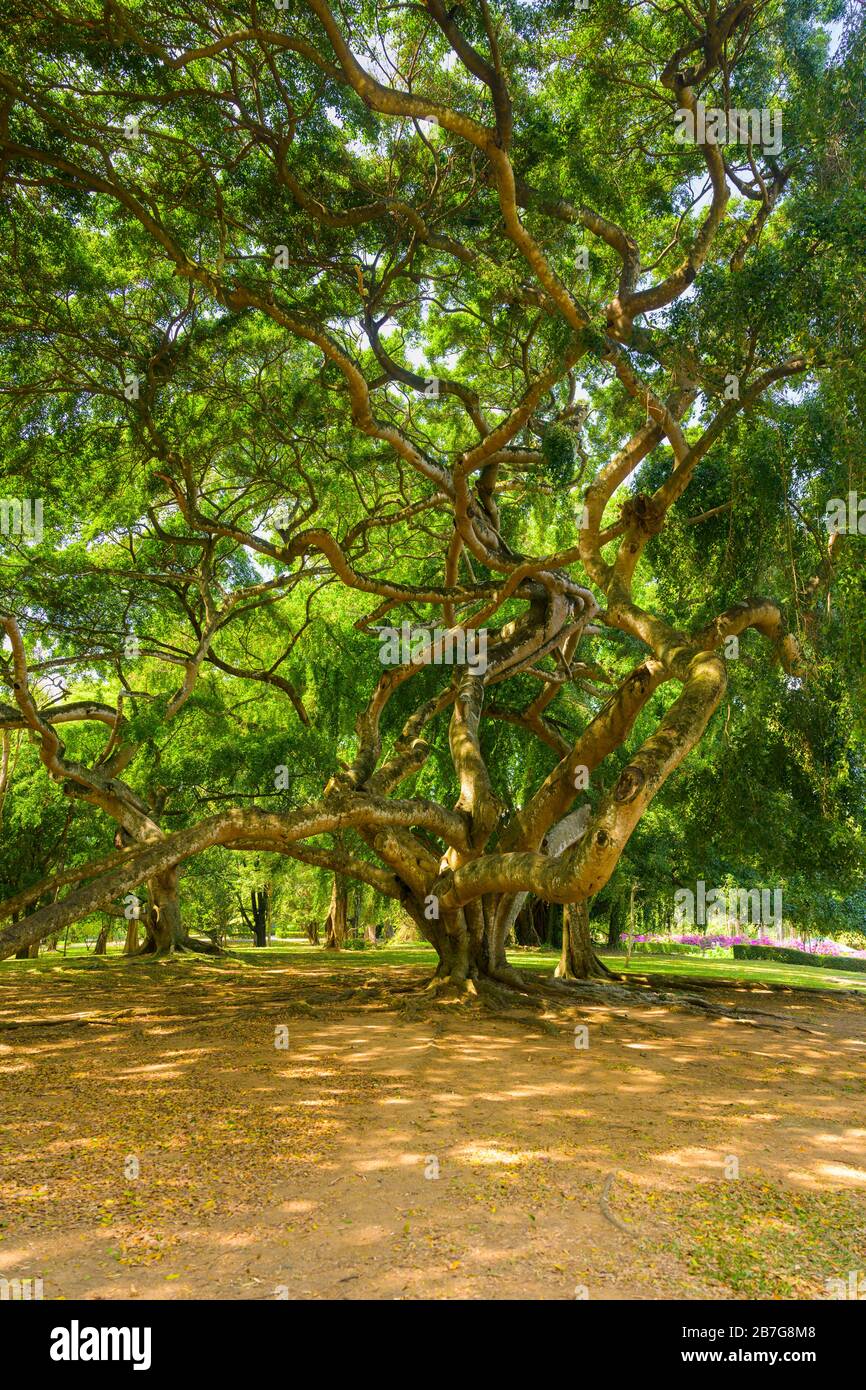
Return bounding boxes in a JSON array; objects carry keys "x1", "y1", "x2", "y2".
[{"x1": 627, "y1": 932, "x2": 776, "y2": 956}]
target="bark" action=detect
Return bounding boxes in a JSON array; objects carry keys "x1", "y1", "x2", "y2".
[
  {"x1": 11, "y1": 911, "x2": 31, "y2": 958},
  {"x1": 141, "y1": 868, "x2": 184, "y2": 954},
  {"x1": 305, "y1": 919, "x2": 320, "y2": 945},
  {"x1": 324, "y1": 874, "x2": 348, "y2": 950},
  {"x1": 94, "y1": 919, "x2": 112, "y2": 955},
  {"x1": 12, "y1": 912, "x2": 22, "y2": 959},
  {"x1": 555, "y1": 901, "x2": 613, "y2": 980},
  {"x1": 124, "y1": 918, "x2": 140, "y2": 954}
]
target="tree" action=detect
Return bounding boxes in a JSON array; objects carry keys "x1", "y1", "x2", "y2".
[
  {"x1": 324, "y1": 875, "x2": 349, "y2": 952},
  {"x1": 239, "y1": 885, "x2": 272, "y2": 948},
  {"x1": 0, "y1": 2, "x2": 864, "y2": 995}
]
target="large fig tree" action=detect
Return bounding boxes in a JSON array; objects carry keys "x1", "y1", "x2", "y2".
[{"x1": 0, "y1": 0, "x2": 863, "y2": 987}]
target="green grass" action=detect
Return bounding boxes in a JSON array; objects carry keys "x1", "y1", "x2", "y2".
[
  {"x1": 642, "y1": 1180, "x2": 866, "y2": 1299},
  {"x1": 511, "y1": 945, "x2": 866, "y2": 992},
  {"x1": 5, "y1": 937, "x2": 865, "y2": 992},
  {"x1": 603, "y1": 949, "x2": 866, "y2": 993}
]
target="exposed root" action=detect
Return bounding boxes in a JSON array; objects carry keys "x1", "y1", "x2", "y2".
[
  {"x1": 424, "y1": 974, "x2": 478, "y2": 1002},
  {"x1": 486, "y1": 963, "x2": 527, "y2": 989},
  {"x1": 600, "y1": 1171, "x2": 638, "y2": 1238},
  {"x1": 475, "y1": 974, "x2": 545, "y2": 1012},
  {"x1": 352, "y1": 959, "x2": 827, "y2": 1033},
  {"x1": 554, "y1": 955, "x2": 616, "y2": 982},
  {"x1": 177, "y1": 935, "x2": 224, "y2": 956},
  {"x1": 0, "y1": 1010, "x2": 135, "y2": 1031},
  {"x1": 523, "y1": 974, "x2": 821, "y2": 1031},
  {"x1": 123, "y1": 935, "x2": 224, "y2": 961},
  {"x1": 411, "y1": 965, "x2": 823, "y2": 1033}
]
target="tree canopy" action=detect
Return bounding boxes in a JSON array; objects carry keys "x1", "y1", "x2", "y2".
[{"x1": 1, "y1": 0, "x2": 864, "y2": 987}]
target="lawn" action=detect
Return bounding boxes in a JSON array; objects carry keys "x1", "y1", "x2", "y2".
[{"x1": 11, "y1": 938, "x2": 865, "y2": 994}]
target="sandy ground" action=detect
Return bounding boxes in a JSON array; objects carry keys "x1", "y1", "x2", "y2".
[{"x1": 1, "y1": 957, "x2": 864, "y2": 1301}]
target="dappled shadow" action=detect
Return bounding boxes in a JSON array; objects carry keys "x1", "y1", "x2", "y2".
[{"x1": 0, "y1": 956, "x2": 864, "y2": 1300}]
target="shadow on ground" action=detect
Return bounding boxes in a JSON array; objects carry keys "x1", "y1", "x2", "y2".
[{"x1": 1, "y1": 957, "x2": 864, "y2": 1300}]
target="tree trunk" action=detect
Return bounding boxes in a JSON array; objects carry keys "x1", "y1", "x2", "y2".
[
  {"x1": 94, "y1": 918, "x2": 111, "y2": 954},
  {"x1": 124, "y1": 918, "x2": 140, "y2": 954},
  {"x1": 142, "y1": 868, "x2": 184, "y2": 954},
  {"x1": 625, "y1": 882, "x2": 637, "y2": 964},
  {"x1": 555, "y1": 901, "x2": 613, "y2": 980},
  {"x1": 305, "y1": 919, "x2": 320, "y2": 945},
  {"x1": 251, "y1": 887, "x2": 269, "y2": 947},
  {"x1": 514, "y1": 896, "x2": 544, "y2": 946},
  {"x1": 324, "y1": 874, "x2": 348, "y2": 950},
  {"x1": 238, "y1": 884, "x2": 271, "y2": 946},
  {"x1": 607, "y1": 899, "x2": 624, "y2": 948}
]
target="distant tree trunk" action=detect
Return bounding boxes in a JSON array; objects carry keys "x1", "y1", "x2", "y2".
[
  {"x1": 94, "y1": 917, "x2": 112, "y2": 954},
  {"x1": 124, "y1": 918, "x2": 140, "y2": 954},
  {"x1": 626, "y1": 882, "x2": 637, "y2": 964},
  {"x1": 350, "y1": 884, "x2": 363, "y2": 939},
  {"x1": 324, "y1": 874, "x2": 348, "y2": 950},
  {"x1": 239, "y1": 885, "x2": 270, "y2": 946},
  {"x1": 247, "y1": 889, "x2": 271, "y2": 945},
  {"x1": 514, "y1": 896, "x2": 545, "y2": 946},
  {"x1": 548, "y1": 901, "x2": 563, "y2": 949},
  {"x1": 305, "y1": 919, "x2": 320, "y2": 945},
  {"x1": 607, "y1": 899, "x2": 625, "y2": 948},
  {"x1": 555, "y1": 901, "x2": 612, "y2": 980}
]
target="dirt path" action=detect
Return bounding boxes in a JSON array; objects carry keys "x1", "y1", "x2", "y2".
[{"x1": 1, "y1": 959, "x2": 864, "y2": 1300}]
